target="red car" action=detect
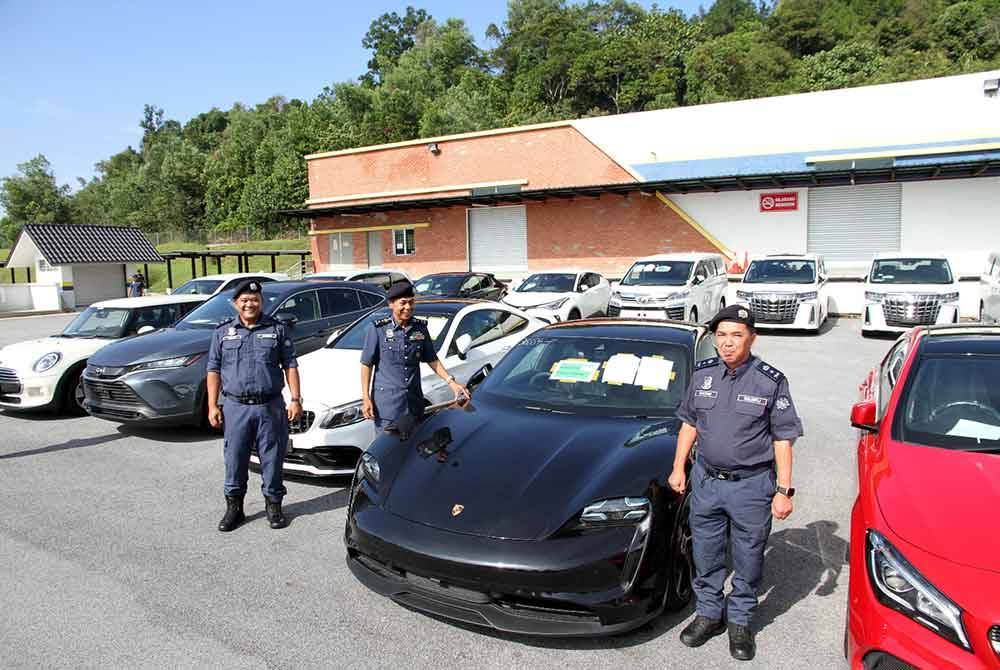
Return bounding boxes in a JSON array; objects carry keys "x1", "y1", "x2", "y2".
[{"x1": 846, "y1": 325, "x2": 1000, "y2": 669}]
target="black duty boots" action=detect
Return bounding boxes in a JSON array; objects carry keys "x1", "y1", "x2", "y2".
[
  {"x1": 265, "y1": 498, "x2": 288, "y2": 529},
  {"x1": 679, "y1": 615, "x2": 727, "y2": 647},
  {"x1": 218, "y1": 496, "x2": 245, "y2": 532},
  {"x1": 728, "y1": 623, "x2": 756, "y2": 661}
]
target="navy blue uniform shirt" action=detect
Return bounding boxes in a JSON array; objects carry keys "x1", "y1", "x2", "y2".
[
  {"x1": 677, "y1": 354, "x2": 803, "y2": 469},
  {"x1": 361, "y1": 315, "x2": 438, "y2": 424},
  {"x1": 207, "y1": 315, "x2": 297, "y2": 397}
]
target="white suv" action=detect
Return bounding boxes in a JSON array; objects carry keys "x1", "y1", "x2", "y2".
[
  {"x1": 735, "y1": 254, "x2": 830, "y2": 331},
  {"x1": 862, "y1": 253, "x2": 960, "y2": 335},
  {"x1": 608, "y1": 253, "x2": 727, "y2": 324},
  {"x1": 980, "y1": 251, "x2": 1000, "y2": 324}
]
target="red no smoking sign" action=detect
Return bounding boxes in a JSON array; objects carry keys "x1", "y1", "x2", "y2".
[{"x1": 759, "y1": 191, "x2": 798, "y2": 212}]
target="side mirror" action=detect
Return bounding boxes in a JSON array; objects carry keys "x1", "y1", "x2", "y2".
[
  {"x1": 694, "y1": 274, "x2": 706, "y2": 285},
  {"x1": 326, "y1": 328, "x2": 343, "y2": 346},
  {"x1": 275, "y1": 312, "x2": 298, "y2": 326},
  {"x1": 467, "y1": 363, "x2": 493, "y2": 391},
  {"x1": 455, "y1": 333, "x2": 473, "y2": 359},
  {"x1": 136, "y1": 325, "x2": 156, "y2": 335},
  {"x1": 851, "y1": 401, "x2": 879, "y2": 432}
]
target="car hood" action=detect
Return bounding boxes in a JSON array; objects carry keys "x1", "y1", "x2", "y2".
[
  {"x1": 875, "y1": 442, "x2": 1000, "y2": 572},
  {"x1": 380, "y1": 404, "x2": 680, "y2": 540},
  {"x1": 738, "y1": 282, "x2": 814, "y2": 293},
  {"x1": 864, "y1": 283, "x2": 958, "y2": 295},
  {"x1": 0, "y1": 336, "x2": 109, "y2": 373},
  {"x1": 87, "y1": 327, "x2": 213, "y2": 366},
  {"x1": 503, "y1": 291, "x2": 568, "y2": 308}
]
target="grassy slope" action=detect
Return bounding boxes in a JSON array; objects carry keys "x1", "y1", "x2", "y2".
[{"x1": 147, "y1": 239, "x2": 312, "y2": 291}]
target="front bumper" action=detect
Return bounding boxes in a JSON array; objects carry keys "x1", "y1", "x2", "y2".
[
  {"x1": 252, "y1": 405, "x2": 376, "y2": 477},
  {"x1": 345, "y1": 483, "x2": 665, "y2": 636},
  {"x1": 607, "y1": 303, "x2": 686, "y2": 321},
  {"x1": 0, "y1": 369, "x2": 60, "y2": 409},
  {"x1": 82, "y1": 366, "x2": 203, "y2": 425},
  {"x1": 862, "y1": 301, "x2": 959, "y2": 333},
  {"x1": 737, "y1": 299, "x2": 823, "y2": 331}
]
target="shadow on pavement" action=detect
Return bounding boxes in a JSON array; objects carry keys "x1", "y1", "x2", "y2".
[
  {"x1": 117, "y1": 424, "x2": 216, "y2": 444},
  {"x1": 244, "y1": 487, "x2": 351, "y2": 526},
  {"x1": 0, "y1": 431, "x2": 128, "y2": 460},
  {"x1": 755, "y1": 315, "x2": 844, "y2": 338}
]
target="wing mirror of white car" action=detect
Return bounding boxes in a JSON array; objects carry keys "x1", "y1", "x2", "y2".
[
  {"x1": 326, "y1": 328, "x2": 343, "y2": 346},
  {"x1": 136, "y1": 325, "x2": 156, "y2": 335},
  {"x1": 455, "y1": 333, "x2": 473, "y2": 359},
  {"x1": 694, "y1": 274, "x2": 706, "y2": 285}
]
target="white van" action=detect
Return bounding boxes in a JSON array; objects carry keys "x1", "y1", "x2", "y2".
[
  {"x1": 608, "y1": 253, "x2": 728, "y2": 323},
  {"x1": 980, "y1": 252, "x2": 1000, "y2": 324},
  {"x1": 735, "y1": 254, "x2": 830, "y2": 331},
  {"x1": 862, "y1": 252, "x2": 960, "y2": 335}
]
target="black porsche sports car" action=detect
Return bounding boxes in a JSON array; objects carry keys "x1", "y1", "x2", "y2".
[{"x1": 345, "y1": 319, "x2": 717, "y2": 636}]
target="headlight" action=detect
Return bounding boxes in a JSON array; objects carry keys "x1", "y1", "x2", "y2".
[
  {"x1": 535, "y1": 297, "x2": 569, "y2": 310},
  {"x1": 610, "y1": 291, "x2": 621, "y2": 303},
  {"x1": 667, "y1": 290, "x2": 690, "y2": 301},
  {"x1": 320, "y1": 401, "x2": 365, "y2": 429},
  {"x1": 129, "y1": 353, "x2": 204, "y2": 372},
  {"x1": 941, "y1": 292, "x2": 959, "y2": 302},
  {"x1": 797, "y1": 291, "x2": 818, "y2": 302},
  {"x1": 33, "y1": 352, "x2": 62, "y2": 373},
  {"x1": 361, "y1": 452, "x2": 380, "y2": 483},
  {"x1": 865, "y1": 291, "x2": 885, "y2": 303},
  {"x1": 581, "y1": 497, "x2": 650, "y2": 524},
  {"x1": 867, "y1": 530, "x2": 970, "y2": 650},
  {"x1": 736, "y1": 290, "x2": 752, "y2": 300}
]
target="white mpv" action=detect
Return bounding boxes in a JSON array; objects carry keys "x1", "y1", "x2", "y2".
[
  {"x1": 735, "y1": 254, "x2": 830, "y2": 331},
  {"x1": 608, "y1": 253, "x2": 727, "y2": 324},
  {"x1": 980, "y1": 251, "x2": 1000, "y2": 324},
  {"x1": 862, "y1": 253, "x2": 960, "y2": 335}
]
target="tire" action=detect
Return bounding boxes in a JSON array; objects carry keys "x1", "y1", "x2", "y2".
[
  {"x1": 60, "y1": 366, "x2": 87, "y2": 416},
  {"x1": 567, "y1": 308, "x2": 581, "y2": 321},
  {"x1": 689, "y1": 307, "x2": 698, "y2": 324},
  {"x1": 664, "y1": 494, "x2": 694, "y2": 611}
]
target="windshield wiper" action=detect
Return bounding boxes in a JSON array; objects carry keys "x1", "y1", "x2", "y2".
[
  {"x1": 960, "y1": 444, "x2": 1000, "y2": 453},
  {"x1": 524, "y1": 405, "x2": 573, "y2": 415}
]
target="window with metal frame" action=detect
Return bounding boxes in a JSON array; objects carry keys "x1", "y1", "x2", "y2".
[{"x1": 393, "y1": 228, "x2": 415, "y2": 256}]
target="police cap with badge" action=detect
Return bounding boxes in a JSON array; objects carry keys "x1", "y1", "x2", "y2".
[
  {"x1": 232, "y1": 279, "x2": 263, "y2": 299},
  {"x1": 708, "y1": 304, "x2": 755, "y2": 333},
  {"x1": 387, "y1": 280, "x2": 415, "y2": 301}
]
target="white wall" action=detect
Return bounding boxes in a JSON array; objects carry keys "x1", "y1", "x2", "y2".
[
  {"x1": 673, "y1": 188, "x2": 808, "y2": 263},
  {"x1": 0, "y1": 284, "x2": 62, "y2": 313}
]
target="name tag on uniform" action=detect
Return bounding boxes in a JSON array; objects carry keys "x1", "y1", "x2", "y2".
[
  {"x1": 737, "y1": 394, "x2": 768, "y2": 406},
  {"x1": 257, "y1": 333, "x2": 277, "y2": 339},
  {"x1": 695, "y1": 390, "x2": 718, "y2": 398},
  {"x1": 222, "y1": 335, "x2": 241, "y2": 341}
]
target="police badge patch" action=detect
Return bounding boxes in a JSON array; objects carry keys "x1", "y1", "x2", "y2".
[
  {"x1": 701, "y1": 376, "x2": 713, "y2": 390},
  {"x1": 776, "y1": 397, "x2": 791, "y2": 411}
]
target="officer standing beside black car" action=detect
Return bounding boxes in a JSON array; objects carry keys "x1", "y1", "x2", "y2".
[
  {"x1": 360, "y1": 281, "x2": 468, "y2": 431},
  {"x1": 668, "y1": 304, "x2": 803, "y2": 661},
  {"x1": 206, "y1": 280, "x2": 302, "y2": 532}
]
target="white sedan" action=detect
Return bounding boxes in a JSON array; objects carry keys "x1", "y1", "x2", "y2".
[
  {"x1": 0, "y1": 294, "x2": 207, "y2": 414},
  {"x1": 502, "y1": 269, "x2": 611, "y2": 323},
  {"x1": 256, "y1": 299, "x2": 545, "y2": 478},
  {"x1": 169, "y1": 272, "x2": 288, "y2": 296}
]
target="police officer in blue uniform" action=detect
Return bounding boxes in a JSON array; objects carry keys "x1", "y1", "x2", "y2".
[
  {"x1": 668, "y1": 304, "x2": 803, "y2": 661},
  {"x1": 206, "y1": 280, "x2": 302, "y2": 532},
  {"x1": 360, "y1": 281, "x2": 468, "y2": 431}
]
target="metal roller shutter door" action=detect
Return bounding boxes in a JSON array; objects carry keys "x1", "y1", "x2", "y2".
[
  {"x1": 807, "y1": 184, "x2": 901, "y2": 262},
  {"x1": 468, "y1": 205, "x2": 528, "y2": 272}
]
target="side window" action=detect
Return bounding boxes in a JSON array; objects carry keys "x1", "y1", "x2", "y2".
[
  {"x1": 587, "y1": 272, "x2": 604, "y2": 287},
  {"x1": 131, "y1": 305, "x2": 180, "y2": 333},
  {"x1": 278, "y1": 291, "x2": 320, "y2": 323},
  {"x1": 696, "y1": 334, "x2": 717, "y2": 362},
  {"x1": 461, "y1": 276, "x2": 482, "y2": 292},
  {"x1": 358, "y1": 291, "x2": 384, "y2": 308},
  {"x1": 716, "y1": 258, "x2": 726, "y2": 276},
  {"x1": 498, "y1": 310, "x2": 530, "y2": 337},
  {"x1": 319, "y1": 288, "x2": 361, "y2": 316},
  {"x1": 449, "y1": 309, "x2": 506, "y2": 356},
  {"x1": 878, "y1": 341, "x2": 908, "y2": 418},
  {"x1": 695, "y1": 262, "x2": 709, "y2": 281},
  {"x1": 178, "y1": 301, "x2": 200, "y2": 317}
]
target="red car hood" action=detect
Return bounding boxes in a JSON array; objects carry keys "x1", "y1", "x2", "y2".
[{"x1": 876, "y1": 442, "x2": 1000, "y2": 573}]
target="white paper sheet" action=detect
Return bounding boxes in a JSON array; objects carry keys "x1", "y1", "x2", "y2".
[
  {"x1": 946, "y1": 419, "x2": 1000, "y2": 440},
  {"x1": 602, "y1": 353, "x2": 640, "y2": 385},
  {"x1": 634, "y1": 356, "x2": 674, "y2": 391}
]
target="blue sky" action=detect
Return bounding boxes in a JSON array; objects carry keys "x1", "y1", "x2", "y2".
[{"x1": 0, "y1": 0, "x2": 703, "y2": 192}]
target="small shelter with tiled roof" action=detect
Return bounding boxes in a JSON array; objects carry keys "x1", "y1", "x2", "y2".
[{"x1": 4, "y1": 224, "x2": 163, "y2": 309}]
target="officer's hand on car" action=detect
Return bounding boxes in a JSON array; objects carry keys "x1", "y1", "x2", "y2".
[
  {"x1": 667, "y1": 468, "x2": 686, "y2": 495},
  {"x1": 362, "y1": 397, "x2": 375, "y2": 420},
  {"x1": 287, "y1": 399, "x2": 302, "y2": 423},
  {"x1": 450, "y1": 381, "x2": 470, "y2": 407},
  {"x1": 772, "y1": 492, "x2": 793, "y2": 520},
  {"x1": 208, "y1": 403, "x2": 223, "y2": 428}
]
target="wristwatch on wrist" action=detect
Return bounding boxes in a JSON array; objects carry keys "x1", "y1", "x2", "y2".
[
  {"x1": 446, "y1": 375, "x2": 456, "y2": 383},
  {"x1": 776, "y1": 485, "x2": 795, "y2": 498},
  {"x1": 290, "y1": 397, "x2": 302, "y2": 403}
]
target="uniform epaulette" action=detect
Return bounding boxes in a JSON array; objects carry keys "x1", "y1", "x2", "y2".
[
  {"x1": 755, "y1": 360, "x2": 785, "y2": 384},
  {"x1": 695, "y1": 357, "x2": 720, "y2": 370},
  {"x1": 412, "y1": 316, "x2": 427, "y2": 324},
  {"x1": 216, "y1": 317, "x2": 235, "y2": 329},
  {"x1": 373, "y1": 317, "x2": 392, "y2": 327}
]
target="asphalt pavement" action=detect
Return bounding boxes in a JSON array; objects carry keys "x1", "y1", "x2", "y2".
[{"x1": 0, "y1": 313, "x2": 895, "y2": 670}]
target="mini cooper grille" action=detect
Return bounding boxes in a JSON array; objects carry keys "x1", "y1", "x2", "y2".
[
  {"x1": 83, "y1": 379, "x2": 143, "y2": 406},
  {"x1": 883, "y1": 295, "x2": 941, "y2": 326},
  {"x1": 0, "y1": 367, "x2": 19, "y2": 385},
  {"x1": 749, "y1": 294, "x2": 798, "y2": 324}
]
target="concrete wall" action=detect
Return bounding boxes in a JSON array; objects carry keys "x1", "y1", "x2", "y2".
[{"x1": 0, "y1": 284, "x2": 62, "y2": 313}]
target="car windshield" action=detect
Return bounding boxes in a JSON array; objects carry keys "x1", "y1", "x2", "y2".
[
  {"x1": 870, "y1": 259, "x2": 953, "y2": 284},
  {"x1": 61, "y1": 307, "x2": 131, "y2": 339},
  {"x1": 743, "y1": 260, "x2": 816, "y2": 284},
  {"x1": 517, "y1": 273, "x2": 576, "y2": 293},
  {"x1": 331, "y1": 306, "x2": 454, "y2": 351},
  {"x1": 415, "y1": 275, "x2": 465, "y2": 295},
  {"x1": 176, "y1": 289, "x2": 282, "y2": 330},
  {"x1": 893, "y1": 352, "x2": 1000, "y2": 451},
  {"x1": 620, "y1": 261, "x2": 692, "y2": 287},
  {"x1": 173, "y1": 279, "x2": 223, "y2": 295},
  {"x1": 476, "y1": 335, "x2": 690, "y2": 416}
]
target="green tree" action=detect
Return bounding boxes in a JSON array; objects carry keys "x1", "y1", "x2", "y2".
[
  {"x1": 795, "y1": 41, "x2": 886, "y2": 91},
  {"x1": 698, "y1": 0, "x2": 768, "y2": 37},
  {"x1": 931, "y1": 0, "x2": 1000, "y2": 62},
  {"x1": 419, "y1": 69, "x2": 509, "y2": 136},
  {"x1": 0, "y1": 155, "x2": 73, "y2": 235},
  {"x1": 685, "y1": 29, "x2": 795, "y2": 103},
  {"x1": 361, "y1": 6, "x2": 433, "y2": 84},
  {"x1": 768, "y1": 0, "x2": 835, "y2": 57}
]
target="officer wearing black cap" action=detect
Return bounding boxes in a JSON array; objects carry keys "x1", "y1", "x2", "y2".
[
  {"x1": 206, "y1": 280, "x2": 302, "y2": 532},
  {"x1": 668, "y1": 303, "x2": 803, "y2": 661},
  {"x1": 360, "y1": 280, "x2": 468, "y2": 431}
]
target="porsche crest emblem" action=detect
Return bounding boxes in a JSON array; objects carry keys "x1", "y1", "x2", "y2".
[{"x1": 451, "y1": 504, "x2": 465, "y2": 517}]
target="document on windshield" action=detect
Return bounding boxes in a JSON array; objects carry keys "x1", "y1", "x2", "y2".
[
  {"x1": 634, "y1": 356, "x2": 674, "y2": 391},
  {"x1": 946, "y1": 419, "x2": 1000, "y2": 440}
]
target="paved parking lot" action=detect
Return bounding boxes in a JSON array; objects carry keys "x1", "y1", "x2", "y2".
[{"x1": 0, "y1": 313, "x2": 894, "y2": 669}]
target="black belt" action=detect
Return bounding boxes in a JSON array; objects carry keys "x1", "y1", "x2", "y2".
[
  {"x1": 698, "y1": 458, "x2": 773, "y2": 482},
  {"x1": 223, "y1": 391, "x2": 278, "y2": 405}
]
